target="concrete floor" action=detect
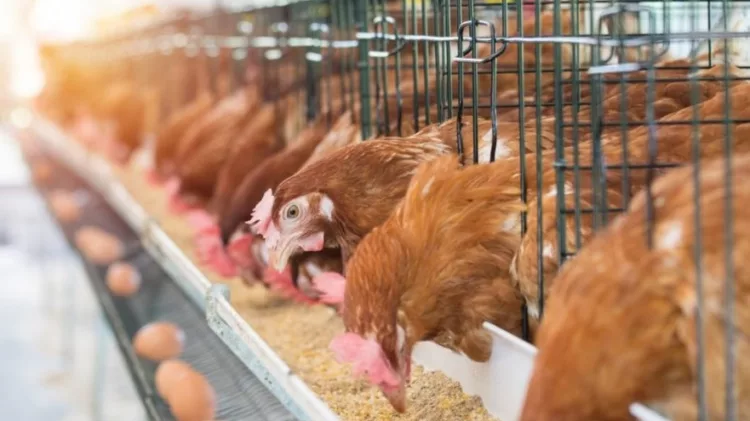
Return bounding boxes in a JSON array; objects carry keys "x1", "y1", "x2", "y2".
[{"x1": 0, "y1": 131, "x2": 146, "y2": 421}]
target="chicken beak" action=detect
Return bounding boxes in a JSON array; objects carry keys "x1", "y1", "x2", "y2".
[
  {"x1": 382, "y1": 383, "x2": 407, "y2": 413},
  {"x1": 269, "y1": 232, "x2": 324, "y2": 272},
  {"x1": 269, "y1": 236, "x2": 297, "y2": 272}
]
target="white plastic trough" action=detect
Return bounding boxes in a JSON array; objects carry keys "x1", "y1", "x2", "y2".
[{"x1": 414, "y1": 322, "x2": 537, "y2": 421}]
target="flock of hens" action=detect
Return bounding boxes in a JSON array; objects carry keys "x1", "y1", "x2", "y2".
[{"x1": 33, "y1": 5, "x2": 750, "y2": 421}]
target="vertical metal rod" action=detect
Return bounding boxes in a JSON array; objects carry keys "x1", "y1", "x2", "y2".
[
  {"x1": 644, "y1": 9, "x2": 659, "y2": 249},
  {"x1": 456, "y1": 2, "x2": 465, "y2": 163},
  {"x1": 432, "y1": 0, "x2": 443, "y2": 124},
  {"x1": 411, "y1": 0, "x2": 420, "y2": 131},
  {"x1": 378, "y1": 1, "x2": 391, "y2": 135},
  {"x1": 445, "y1": 0, "x2": 453, "y2": 119},
  {"x1": 546, "y1": 0, "x2": 562, "y2": 321},
  {"x1": 720, "y1": 1, "x2": 736, "y2": 418},
  {"x1": 335, "y1": 0, "x2": 348, "y2": 117},
  {"x1": 518, "y1": 0, "x2": 527, "y2": 243},
  {"x1": 517, "y1": 0, "x2": 529, "y2": 342},
  {"x1": 324, "y1": 22, "x2": 334, "y2": 125},
  {"x1": 469, "y1": 0, "x2": 479, "y2": 165},
  {"x1": 488, "y1": 24, "x2": 498, "y2": 163},
  {"x1": 394, "y1": 46, "x2": 403, "y2": 136},
  {"x1": 356, "y1": 0, "x2": 372, "y2": 139},
  {"x1": 421, "y1": 0, "x2": 431, "y2": 126},
  {"x1": 689, "y1": 0, "x2": 708, "y2": 417},
  {"x1": 346, "y1": 0, "x2": 357, "y2": 115},
  {"x1": 571, "y1": 0, "x2": 583, "y2": 251}
]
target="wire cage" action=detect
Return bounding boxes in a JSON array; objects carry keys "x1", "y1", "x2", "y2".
[
  {"x1": 354, "y1": 2, "x2": 750, "y2": 418},
  {"x1": 31, "y1": 0, "x2": 750, "y2": 419}
]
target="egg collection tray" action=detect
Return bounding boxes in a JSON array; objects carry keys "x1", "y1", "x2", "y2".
[{"x1": 19, "y1": 128, "x2": 296, "y2": 421}]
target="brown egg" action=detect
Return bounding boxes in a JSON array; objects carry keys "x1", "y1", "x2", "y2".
[
  {"x1": 155, "y1": 359, "x2": 196, "y2": 399},
  {"x1": 106, "y1": 262, "x2": 141, "y2": 297},
  {"x1": 133, "y1": 322, "x2": 185, "y2": 362},
  {"x1": 49, "y1": 190, "x2": 81, "y2": 222},
  {"x1": 74, "y1": 226, "x2": 123, "y2": 265},
  {"x1": 166, "y1": 370, "x2": 216, "y2": 421}
]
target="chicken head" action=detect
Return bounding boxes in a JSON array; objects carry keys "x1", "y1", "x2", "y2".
[
  {"x1": 330, "y1": 328, "x2": 412, "y2": 413},
  {"x1": 250, "y1": 189, "x2": 329, "y2": 271}
]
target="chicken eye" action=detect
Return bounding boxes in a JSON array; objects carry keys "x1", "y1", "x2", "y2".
[{"x1": 285, "y1": 204, "x2": 300, "y2": 220}]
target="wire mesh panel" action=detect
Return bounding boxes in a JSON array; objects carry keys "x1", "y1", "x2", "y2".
[{"x1": 354, "y1": 2, "x2": 750, "y2": 417}]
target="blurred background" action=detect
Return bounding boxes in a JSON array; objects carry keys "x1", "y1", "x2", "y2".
[
  {"x1": 0, "y1": 3, "x2": 208, "y2": 421},
  {"x1": 1, "y1": 0, "x2": 215, "y2": 101}
]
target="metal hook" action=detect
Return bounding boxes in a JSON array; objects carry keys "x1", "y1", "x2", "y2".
[
  {"x1": 453, "y1": 20, "x2": 508, "y2": 64},
  {"x1": 369, "y1": 15, "x2": 407, "y2": 58},
  {"x1": 597, "y1": 3, "x2": 669, "y2": 68}
]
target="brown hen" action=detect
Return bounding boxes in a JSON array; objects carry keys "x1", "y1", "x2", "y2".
[
  {"x1": 153, "y1": 90, "x2": 214, "y2": 179},
  {"x1": 255, "y1": 114, "x2": 536, "y2": 274},
  {"x1": 330, "y1": 155, "x2": 526, "y2": 412},
  {"x1": 520, "y1": 152, "x2": 750, "y2": 421},
  {"x1": 254, "y1": 133, "x2": 464, "y2": 273},
  {"x1": 218, "y1": 113, "x2": 338, "y2": 245},
  {"x1": 209, "y1": 101, "x2": 286, "y2": 216},
  {"x1": 93, "y1": 80, "x2": 147, "y2": 164},
  {"x1": 512, "y1": 81, "x2": 750, "y2": 319}
]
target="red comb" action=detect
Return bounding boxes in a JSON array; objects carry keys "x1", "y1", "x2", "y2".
[
  {"x1": 145, "y1": 168, "x2": 164, "y2": 186},
  {"x1": 329, "y1": 333, "x2": 400, "y2": 388},
  {"x1": 249, "y1": 189, "x2": 275, "y2": 236},
  {"x1": 195, "y1": 230, "x2": 220, "y2": 264},
  {"x1": 264, "y1": 222, "x2": 281, "y2": 250},
  {"x1": 165, "y1": 178, "x2": 195, "y2": 214},
  {"x1": 262, "y1": 266, "x2": 317, "y2": 304},
  {"x1": 195, "y1": 231, "x2": 237, "y2": 277},
  {"x1": 187, "y1": 210, "x2": 217, "y2": 235},
  {"x1": 168, "y1": 195, "x2": 195, "y2": 214},
  {"x1": 312, "y1": 272, "x2": 346, "y2": 305},
  {"x1": 226, "y1": 233, "x2": 254, "y2": 269},
  {"x1": 165, "y1": 177, "x2": 180, "y2": 196},
  {"x1": 208, "y1": 250, "x2": 238, "y2": 278}
]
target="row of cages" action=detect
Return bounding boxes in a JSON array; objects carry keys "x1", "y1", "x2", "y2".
[{"x1": 38, "y1": 0, "x2": 750, "y2": 419}]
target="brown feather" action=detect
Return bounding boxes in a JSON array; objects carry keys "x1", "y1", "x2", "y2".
[
  {"x1": 343, "y1": 155, "x2": 527, "y2": 374},
  {"x1": 521, "y1": 153, "x2": 750, "y2": 421},
  {"x1": 154, "y1": 91, "x2": 215, "y2": 176},
  {"x1": 218, "y1": 115, "x2": 333, "y2": 243},
  {"x1": 512, "y1": 82, "x2": 750, "y2": 314},
  {"x1": 271, "y1": 137, "x2": 453, "y2": 262},
  {"x1": 210, "y1": 103, "x2": 284, "y2": 215}
]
